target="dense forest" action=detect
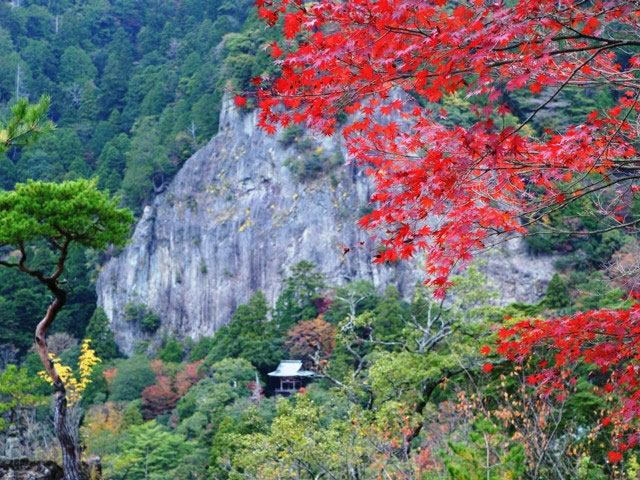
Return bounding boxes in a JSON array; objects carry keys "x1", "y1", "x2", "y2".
[
  {"x1": 0, "y1": 0, "x2": 277, "y2": 356},
  {"x1": 1, "y1": 0, "x2": 640, "y2": 479}
]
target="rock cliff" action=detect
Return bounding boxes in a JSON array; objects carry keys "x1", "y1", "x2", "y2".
[
  {"x1": 97, "y1": 97, "x2": 556, "y2": 354},
  {"x1": 0, "y1": 459, "x2": 64, "y2": 480}
]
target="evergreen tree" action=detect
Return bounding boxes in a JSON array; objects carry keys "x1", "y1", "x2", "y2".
[
  {"x1": 273, "y1": 261, "x2": 326, "y2": 332},
  {"x1": 158, "y1": 335, "x2": 184, "y2": 363},
  {"x1": 545, "y1": 273, "x2": 571, "y2": 309},
  {"x1": 96, "y1": 133, "x2": 129, "y2": 193},
  {"x1": 188, "y1": 336, "x2": 213, "y2": 362},
  {"x1": 85, "y1": 308, "x2": 119, "y2": 360},
  {"x1": 372, "y1": 285, "x2": 408, "y2": 343},
  {"x1": 58, "y1": 46, "x2": 96, "y2": 86},
  {"x1": 110, "y1": 421, "x2": 195, "y2": 480},
  {"x1": 205, "y1": 291, "x2": 283, "y2": 373},
  {"x1": 0, "y1": 175, "x2": 133, "y2": 480}
]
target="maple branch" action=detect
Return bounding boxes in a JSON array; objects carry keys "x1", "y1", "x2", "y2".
[
  {"x1": 560, "y1": 88, "x2": 640, "y2": 191},
  {"x1": 507, "y1": 44, "x2": 614, "y2": 141},
  {"x1": 526, "y1": 216, "x2": 640, "y2": 237},
  {"x1": 519, "y1": 174, "x2": 640, "y2": 228}
]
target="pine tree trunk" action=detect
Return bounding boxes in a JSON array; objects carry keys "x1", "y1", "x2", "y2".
[
  {"x1": 34, "y1": 285, "x2": 86, "y2": 480},
  {"x1": 53, "y1": 384, "x2": 84, "y2": 480}
]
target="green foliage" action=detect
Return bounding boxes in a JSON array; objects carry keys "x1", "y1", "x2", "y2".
[
  {"x1": 124, "y1": 303, "x2": 161, "y2": 333},
  {"x1": 500, "y1": 302, "x2": 545, "y2": 319},
  {"x1": 0, "y1": 4, "x2": 636, "y2": 477},
  {"x1": 176, "y1": 358, "x2": 258, "y2": 441},
  {"x1": 121, "y1": 399, "x2": 144, "y2": 430},
  {"x1": 227, "y1": 395, "x2": 346, "y2": 477},
  {"x1": 0, "y1": 178, "x2": 132, "y2": 357},
  {"x1": 109, "y1": 355, "x2": 156, "y2": 402},
  {"x1": 85, "y1": 308, "x2": 119, "y2": 360},
  {"x1": 227, "y1": 395, "x2": 419, "y2": 479},
  {"x1": 568, "y1": 271, "x2": 631, "y2": 312},
  {"x1": 80, "y1": 364, "x2": 109, "y2": 406},
  {"x1": 206, "y1": 357, "x2": 257, "y2": 389},
  {"x1": 158, "y1": 335, "x2": 184, "y2": 363},
  {"x1": 209, "y1": 415, "x2": 238, "y2": 477},
  {"x1": 371, "y1": 285, "x2": 407, "y2": 342},
  {"x1": 324, "y1": 279, "x2": 379, "y2": 325},
  {"x1": 273, "y1": 261, "x2": 326, "y2": 332},
  {"x1": 189, "y1": 336, "x2": 213, "y2": 362},
  {"x1": 96, "y1": 133, "x2": 129, "y2": 192},
  {"x1": 525, "y1": 197, "x2": 629, "y2": 270},
  {"x1": 279, "y1": 125, "x2": 304, "y2": 146},
  {"x1": 106, "y1": 420, "x2": 195, "y2": 480},
  {"x1": 140, "y1": 314, "x2": 161, "y2": 333},
  {"x1": 0, "y1": 0, "x2": 301, "y2": 366},
  {"x1": 0, "y1": 95, "x2": 53, "y2": 154},
  {"x1": 0, "y1": 0, "x2": 267, "y2": 210},
  {"x1": 0, "y1": 365, "x2": 46, "y2": 431},
  {"x1": 563, "y1": 378, "x2": 608, "y2": 428},
  {"x1": 204, "y1": 291, "x2": 283, "y2": 373},
  {"x1": 133, "y1": 340, "x2": 151, "y2": 356},
  {"x1": 121, "y1": 117, "x2": 172, "y2": 212},
  {"x1": 0, "y1": 178, "x2": 133, "y2": 249},
  {"x1": 52, "y1": 246, "x2": 98, "y2": 338},
  {"x1": 442, "y1": 419, "x2": 526, "y2": 480},
  {"x1": 46, "y1": 263, "x2": 637, "y2": 478},
  {"x1": 544, "y1": 273, "x2": 571, "y2": 309},
  {"x1": 58, "y1": 46, "x2": 96, "y2": 86},
  {"x1": 0, "y1": 250, "x2": 48, "y2": 353},
  {"x1": 283, "y1": 146, "x2": 343, "y2": 183}
]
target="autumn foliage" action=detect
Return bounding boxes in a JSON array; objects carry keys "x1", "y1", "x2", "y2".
[
  {"x1": 252, "y1": 0, "x2": 640, "y2": 458},
  {"x1": 38, "y1": 339, "x2": 101, "y2": 405},
  {"x1": 252, "y1": 0, "x2": 640, "y2": 291},
  {"x1": 141, "y1": 360, "x2": 202, "y2": 419},
  {"x1": 496, "y1": 305, "x2": 640, "y2": 453},
  {"x1": 286, "y1": 316, "x2": 336, "y2": 370}
]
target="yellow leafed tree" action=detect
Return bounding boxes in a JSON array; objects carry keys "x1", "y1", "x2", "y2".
[{"x1": 39, "y1": 339, "x2": 101, "y2": 405}]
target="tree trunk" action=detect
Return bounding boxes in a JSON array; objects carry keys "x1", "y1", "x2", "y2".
[
  {"x1": 34, "y1": 290, "x2": 85, "y2": 480},
  {"x1": 53, "y1": 382, "x2": 83, "y2": 480}
]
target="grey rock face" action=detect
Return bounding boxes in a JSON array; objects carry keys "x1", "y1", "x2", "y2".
[
  {"x1": 0, "y1": 459, "x2": 64, "y2": 480},
  {"x1": 96, "y1": 97, "x2": 556, "y2": 354}
]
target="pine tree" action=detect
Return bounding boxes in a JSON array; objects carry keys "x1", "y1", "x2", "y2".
[
  {"x1": 544, "y1": 274, "x2": 571, "y2": 309},
  {"x1": 205, "y1": 291, "x2": 283, "y2": 373},
  {"x1": 0, "y1": 173, "x2": 133, "y2": 480},
  {"x1": 273, "y1": 261, "x2": 326, "y2": 332},
  {"x1": 85, "y1": 308, "x2": 119, "y2": 360}
]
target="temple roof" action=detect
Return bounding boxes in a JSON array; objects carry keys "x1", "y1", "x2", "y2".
[{"x1": 268, "y1": 360, "x2": 315, "y2": 377}]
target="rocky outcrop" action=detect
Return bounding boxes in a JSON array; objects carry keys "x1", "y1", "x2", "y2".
[
  {"x1": 0, "y1": 458, "x2": 101, "y2": 480},
  {"x1": 97, "y1": 97, "x2": 556, "y2": 354},
  {"x1": 0, "y1": 459, "x2": 64, "y2": 480}
]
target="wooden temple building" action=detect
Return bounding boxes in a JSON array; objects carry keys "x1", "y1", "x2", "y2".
[{"x1": 268, "y1": 360, "x2": 314, "y2": 396}]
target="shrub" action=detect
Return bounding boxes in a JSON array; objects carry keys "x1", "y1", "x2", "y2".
[
  {"x1": 125, "y1": 303, "x2": 161, "y2": 333},
  {"x1": 279, "y1": 125, "x2": 304, "y2": 146}
]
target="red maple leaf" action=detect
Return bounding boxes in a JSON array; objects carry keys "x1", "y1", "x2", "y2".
[{"x1": 608, "y1": 451, "x2": 623, "y2": 463}]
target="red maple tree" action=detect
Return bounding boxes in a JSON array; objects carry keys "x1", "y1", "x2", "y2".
[
  {"x1": 141, "y1": 360, "x2": 203, "y2": 419},
  {"x1": 286, "y1": 316, "x2": 336, "y2": 370},
  {"x1": 250, "y1": 0, "x2": 640, "y2": 457}
]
